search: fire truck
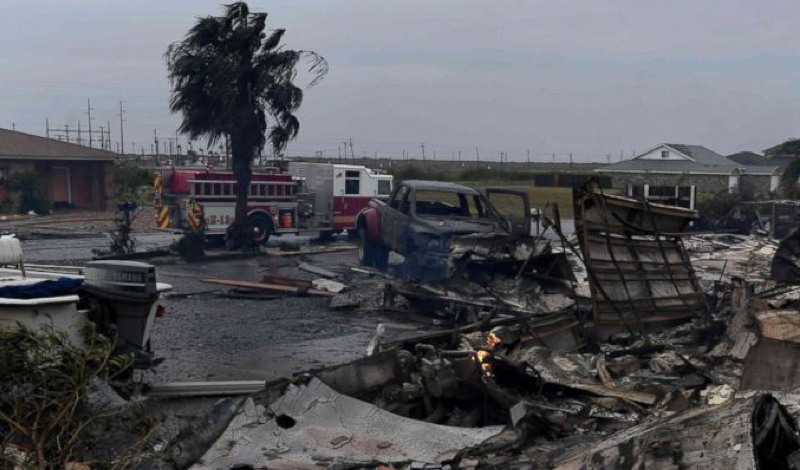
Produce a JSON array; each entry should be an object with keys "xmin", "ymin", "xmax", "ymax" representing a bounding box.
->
[
  {"xmin": 289, "ymin": 162, "xmax": 393, "ymax": 236},
  {"xmin": 154, "ymin": 162, "xmax": 392, "ymax": 243}
]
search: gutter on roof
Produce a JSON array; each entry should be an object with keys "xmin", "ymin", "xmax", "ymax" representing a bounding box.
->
[
  {"xmin": 595, "ymin": 168, "xmax": 777, "ymax": 176},
  {"xmin": 0, "ymin": 154, "xmax": 118, "ymax": 162}
]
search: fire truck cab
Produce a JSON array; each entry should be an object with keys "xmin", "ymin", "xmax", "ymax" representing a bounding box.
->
[{"xmin": 289, "ymin": 162, "xmax": 393, "ymax": 236}]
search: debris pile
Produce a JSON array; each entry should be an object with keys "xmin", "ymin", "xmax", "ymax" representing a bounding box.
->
[{"xmin": 157, "ymin": 180, "xmax": 800, "ymax": 470}]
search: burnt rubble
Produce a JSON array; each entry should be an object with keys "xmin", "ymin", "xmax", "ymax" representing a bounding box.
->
[{"xmin": 163, "ymin": 180, "xmax": 800, "ymax": 470}]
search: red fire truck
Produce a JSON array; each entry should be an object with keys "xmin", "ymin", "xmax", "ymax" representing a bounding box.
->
[{"xmin": 154, "ymin": 162, "xmax": 392, "ymax": 243}]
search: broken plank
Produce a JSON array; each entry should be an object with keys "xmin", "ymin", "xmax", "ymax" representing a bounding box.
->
[
  {"xmin": 298, "ymin": 262, "xmax": 338, "ymax": 279},
  {"xmin": 144, "ymin": 380, "xmax": 266, "ymax": 398},
  {"xmin": 568, "ymin": 382, "xmax": 658, "ymax": 406},
  {"xmin": 200, "ymin": 278, "xmax": 335, "ymax": 297},
  {"xmin": 265, "ymin": 245, "xmax": 357, "ymax": 257},
  {"xmin": 262, "ymin": 274, "xmax": 312, "ymax": 289}
]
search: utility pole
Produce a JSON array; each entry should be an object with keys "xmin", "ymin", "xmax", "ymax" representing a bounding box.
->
[
  {"xmin": 458, "ymin": 150, "xmax": 461, "ymax": 162},
  {"xmin": 527, "ymin": 149, "xmax": 530, "ymax": 165},
  {"xmin": 99, "ymin": 126, "xmax": 104, "ymax": 149},
  {"xmin": 569, "ymin": 153, "xmax": 573, "ymax": 165},
  {"xmin": 338, "ymin": 145, "xmax": 342, "ymax": 162},
  {"xmin": 86, "ymin": 98, "xmax": 94, "ymax": 148},
  {"xmin": 552, "ymin": 153, "xmax": 555, "ymax": 163},
  {"xmin": 65, "ymin": 124, "xmax": 70, "ymax": 143},
  {"xmin": 154, "ymin": 129, "xmax": 159, "ymax": 158},
  {"xmin": 107, "ymin": 121, "xmax": 112, "ymax": 151},
  {"xmin": 342, "ymin": 141, "xmax": 349, "ymax": 162},
  {"xmin": 118, "ymin": 101, "xmax": 125, "ymax": 155},
  {"xmin": 421, "ymin": 143, "xmax": 426, "ymax": 162},
  {"xmin": 475, "ymin": 147, "xmax": 480, "ymax": 163},
  {"xmin": 46, "ymin": 118, "xmax": 50, "ymax": 138},
  {"xmin": 77, "ymin": 120, "xmax": 82, "ymax": 146},
  {"xmin": 349, "ymin": 138, "xmax": 355, "ymax": 160},
  {"xmin": 11, "ymin": 123, "xmax": 15, "ymax": 131}
]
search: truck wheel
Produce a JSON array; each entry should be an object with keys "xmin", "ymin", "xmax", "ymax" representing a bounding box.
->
[
  {"xmin": 249, "ymin": 214, "xmax": 273, "ymax": 245},
  {"xmin": 358, "ymin": 225, "xmax": 375, "ymax": 267},
  {"xmin": 374, "ymin": 245, "xmax": 389, "ymax": 270}
]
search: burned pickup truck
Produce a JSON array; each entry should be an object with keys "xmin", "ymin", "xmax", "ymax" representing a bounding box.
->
[{"xmin": 356, "ymin": 180, "xmax": 533, "ymax": 279}]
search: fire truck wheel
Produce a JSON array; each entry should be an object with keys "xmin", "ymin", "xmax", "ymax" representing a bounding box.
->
[
  {"xmin": 358, "ymin": 225, "xmax": 375, "ymax": 267},
  {"xmin": 249, "ymin": 214, "xmax": 273, "ymax": 245}
]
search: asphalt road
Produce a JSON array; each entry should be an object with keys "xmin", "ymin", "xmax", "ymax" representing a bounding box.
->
[
  {"xmin": 149, "ymin": 249, "xmax": 393, "ymax": 382},
  {"xmin": 21, "ymin": 232, "xmax": 395, "ymax": 383},
  {"xmin": 21, "ymin": 233, "xmax": 181, "ymax": 263},
  {"xmin": 18, "ymin": 222, "xmax": 576, "ymax": 384}
]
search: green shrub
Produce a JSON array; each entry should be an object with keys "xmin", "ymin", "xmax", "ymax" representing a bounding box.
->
[
  {"xmin": 0, "ymin": 323, "xmax": 151, "ymax": 469},
  {"xmin": 6, "ymin": 171, "xmax": 51, "ymax": 215},
  {"xmin": 171, "ymin": 232, "xmax": 206, "ymax": 260},
  {"xmin": 695, "ymin": 181, "xmax": 763, "ymax": 232},
  {"xmin": 115, "ymin": 163, "xmax": 153, "ymax": 204},
  {"xmin": 780, "ymin": 158, "xmax": 800, "ymax": 199}
]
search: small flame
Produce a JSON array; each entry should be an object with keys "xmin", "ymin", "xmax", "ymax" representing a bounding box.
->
[
  {"xmin": 486, "ymin": 332, "xmax": 501, "ymax": 349},
  {"xmin": 476, "ymin": 350, "xmax": 494, "ymax": 377}
]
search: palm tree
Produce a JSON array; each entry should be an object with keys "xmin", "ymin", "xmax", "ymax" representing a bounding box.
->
[{"xmin": 166, "ymin": 2, "xmax": 327, "ymax": 248}]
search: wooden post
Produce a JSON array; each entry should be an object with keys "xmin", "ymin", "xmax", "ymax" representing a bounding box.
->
[{"xmin": 772, "ymin": 201, "xmax": 777, "ymax": 238}]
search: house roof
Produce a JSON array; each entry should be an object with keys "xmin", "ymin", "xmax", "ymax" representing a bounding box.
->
[
  {"xmin": 599, "ymin": 143, "xmax": 779, "ymax": 176},
  {"xmin": 0, "ymin": 128, "xmax": 118, "ymax": 161},
  {"xmin": 727, "ymin": 151, "xmax": 795, "ymax": 169}
]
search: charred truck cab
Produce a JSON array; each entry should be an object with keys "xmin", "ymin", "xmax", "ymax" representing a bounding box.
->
[{"xmin": 357, "ymin": 180, "xmax": 532, "ymax": 280}]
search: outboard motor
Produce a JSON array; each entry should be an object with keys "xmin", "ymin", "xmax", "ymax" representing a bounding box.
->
[{"xmin": 83, "ymin": 260, "xmax": 171, "ymax": 365}]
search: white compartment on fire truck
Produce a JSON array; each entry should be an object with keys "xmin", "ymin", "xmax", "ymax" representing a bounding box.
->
[{"xmin": 288, "ymin": 162, "xmax": 392, "ymax": 231}]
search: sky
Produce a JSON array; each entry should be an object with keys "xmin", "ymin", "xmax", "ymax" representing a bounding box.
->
[{"xmin": 2, "ymin": 0, "xmax": 800, "ymax": 163}]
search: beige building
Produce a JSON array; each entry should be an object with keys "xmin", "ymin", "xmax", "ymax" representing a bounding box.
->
[{"xmin": 0, "ymin": 128, "xmax": 116, "ymax": 211}]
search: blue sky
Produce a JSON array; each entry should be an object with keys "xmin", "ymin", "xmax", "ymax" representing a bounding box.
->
[{"xmin": 2, "ymin": 0, "xmax": 800, "ymax": 162}]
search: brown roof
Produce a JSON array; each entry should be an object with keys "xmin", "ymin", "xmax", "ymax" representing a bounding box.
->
[{"xmin": 0, "ymin": 128, "xmax": 118, "ymax": 160}]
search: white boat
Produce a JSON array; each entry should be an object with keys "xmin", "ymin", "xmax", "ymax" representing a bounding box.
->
[{"xmin": 0, "ymin": 236, "xmax": 172, "ymax": 366}]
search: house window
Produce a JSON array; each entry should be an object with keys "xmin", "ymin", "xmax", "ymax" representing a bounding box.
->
[
  {"xmin": 661, "ymin": 150, "xmax": 669, "ymax": 158},
  {"xmin": 345, "ymin": 170, "xmax": 360, "ymax": 195}
]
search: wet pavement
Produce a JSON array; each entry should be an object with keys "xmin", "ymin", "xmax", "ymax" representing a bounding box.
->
[
  {"xmin": 21, "ymin": 232, "xmax": 394, "ymax": 384},
  {"xmin": 149, "ymin": 249, "xmax": 393, "ymax": 382},
  {"xmin": 17, "ymin": 222, "xmax": 577, "ymax": 385},
  {"xmin": 22, "ymin": 233, "xmax": 181, "ymax": 262}
]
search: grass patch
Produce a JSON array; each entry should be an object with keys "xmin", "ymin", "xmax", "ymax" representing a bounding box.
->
[
  {"xmin": 460, "ymin": 181, "xmax": 576, "ymax": 218},
  {"xmin": 458, "ymin": 181, "xmax": 620, "ymax": 219}
]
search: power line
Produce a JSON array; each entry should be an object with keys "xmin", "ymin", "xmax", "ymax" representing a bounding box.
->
[
  {"xmin": 118, "ymin": 100, "xmax": 126, "ymax": 155},
  {"xmin": 86, "ymin": 99, "xmax": 94, "ymax": 148}
]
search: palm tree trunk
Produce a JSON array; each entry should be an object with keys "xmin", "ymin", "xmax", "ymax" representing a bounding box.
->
[{"xmin": 227, "ymin": 135, "xmax": 255, "ymax": 250}]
